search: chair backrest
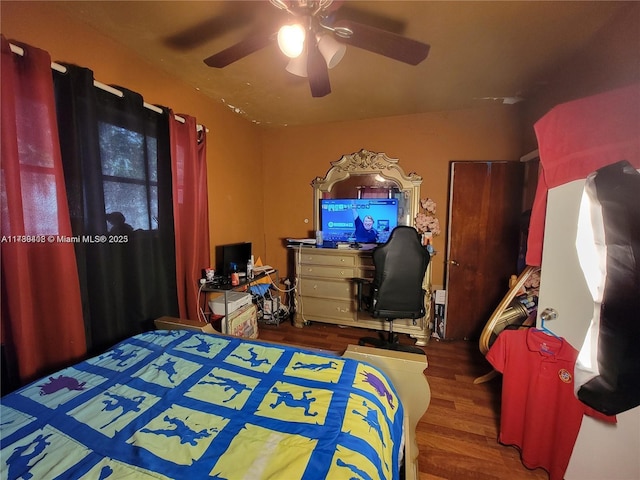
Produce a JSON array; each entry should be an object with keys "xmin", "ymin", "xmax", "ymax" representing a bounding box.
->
[{"xmin": 371, "ymin": 226, "xmax": 430, "ymax": 320}]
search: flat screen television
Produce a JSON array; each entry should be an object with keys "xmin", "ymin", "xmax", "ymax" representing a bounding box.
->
[
  {"xmin": 319, "ymin": 198, "xmax": 399, "ymax": 244},
  {"xmin": 215, "ymin": 242, "xmax": 252, "ymax": 277}
]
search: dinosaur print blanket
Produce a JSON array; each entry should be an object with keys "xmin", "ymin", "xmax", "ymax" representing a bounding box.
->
[{"xmin": 0, "ymin": 330, "xmax": 404, "ymax": 479}]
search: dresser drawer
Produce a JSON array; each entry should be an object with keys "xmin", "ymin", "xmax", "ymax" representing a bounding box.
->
[
  {"xmin": 298, "ymin": 296, "xmax": 355, "ymax": 322},
  {"xmin": 298, "ymin": 277, "xmax": 353, "ymax": 300},
  {"xmin": 299, "ymin": 253, "xmax": 356, "ymax": 267},
  {"xmin": 298, "ymin": 264, "xmax": 357, "ymax": 279}
]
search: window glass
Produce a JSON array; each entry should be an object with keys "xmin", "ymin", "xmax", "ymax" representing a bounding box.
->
[
  {"xmin": 5, "ymin": 99, "xmax": 60, "ymax": 235},
  {"xmin": 99, "ymin": 122, "xmax": 158, "ymax": 231},
  {"xmin": 99, "ymin": 123, "xmax": 145, "ymax": 179}
]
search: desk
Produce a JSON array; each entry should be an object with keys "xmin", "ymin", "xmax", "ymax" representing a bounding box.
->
[
  {"xmin": 200, "ymin": 270, "xmax": 278, "ymax": 333},
  {"xmin": 292, "ymin": 246, "xmax": 432, "ymax": 345}
]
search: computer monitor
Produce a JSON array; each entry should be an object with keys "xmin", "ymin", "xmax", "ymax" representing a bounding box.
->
[
  {"xmin": 215, "ymin": 242, "xmax": 252, "ymax": 277},
  {"xmin": 319, "ymin": 198, "xmax": 399, "ymax": 244}
]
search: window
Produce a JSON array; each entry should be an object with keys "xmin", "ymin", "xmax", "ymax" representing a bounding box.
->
[
  {"xmin": 99, "ymin": 122, "xmax": 159, "ymax": 231},
  {"xmin": 3, "ymin": 100, "xmax": 61, "ymax": 236}
]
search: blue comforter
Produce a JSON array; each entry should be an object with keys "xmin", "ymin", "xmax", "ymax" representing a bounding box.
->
[{"xmin": 1, "ymin": 330, "xmax": 404, "ymax": 479}]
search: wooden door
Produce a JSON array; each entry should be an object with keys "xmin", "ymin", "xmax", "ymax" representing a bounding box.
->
[{"xmin": 444, "ymin": 161, "xmax": 524, "ymax": 340}]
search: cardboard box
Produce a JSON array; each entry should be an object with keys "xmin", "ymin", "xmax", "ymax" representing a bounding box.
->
[{"xmin": 222, "ymin": 303, "xmax": 258, "ymax": 339}]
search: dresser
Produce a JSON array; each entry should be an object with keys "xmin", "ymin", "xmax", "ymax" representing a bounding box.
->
[{"xmin": 292, "ymin": 246, "xmax": 432, "ymax": 346}]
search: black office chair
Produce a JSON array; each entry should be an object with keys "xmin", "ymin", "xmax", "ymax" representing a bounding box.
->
[{"xmin": 355, "ymin": 226, "xmax": 430, "ymax": 355}]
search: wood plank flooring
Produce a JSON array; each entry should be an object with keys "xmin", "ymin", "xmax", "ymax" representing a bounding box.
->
[{"xmin": 257, "ymin": 320, "xmax": 549, "ymax": 480}]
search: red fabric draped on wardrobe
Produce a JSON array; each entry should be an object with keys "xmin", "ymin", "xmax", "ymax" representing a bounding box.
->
[
  {"xmin": 170, "ymin": 113, "xmax": 210, "ymax": 321},
  {"xmin": 1, "ymin": 36, "xmax": 86, "ymax": 382},
  {"xmin": 526, "ymin": 83, "xmax": 640, "ymax": 266}
]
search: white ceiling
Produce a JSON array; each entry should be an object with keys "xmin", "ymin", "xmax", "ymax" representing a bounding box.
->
[{"xmin": 54, "ymin": 1, "xmax": 633, "ymax": 126}]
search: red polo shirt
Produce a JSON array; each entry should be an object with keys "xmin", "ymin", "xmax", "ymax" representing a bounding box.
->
[{"xmin": 486, "ymin": 329, "xmax": 616, "ymax": 480}]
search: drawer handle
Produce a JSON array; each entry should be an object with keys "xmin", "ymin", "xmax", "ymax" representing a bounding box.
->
[
  {"xmin": 337, "ymin": 307, "xmax": 349, "ymax": 313},
  {"xmin": 313, "ymin": 284, "xmax": 318, "ymax": 290}
]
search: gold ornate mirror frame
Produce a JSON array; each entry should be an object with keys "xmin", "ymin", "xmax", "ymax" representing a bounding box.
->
[{"xmin": 312, "ymin": 149, "xmax": 423, "ymax": 231}]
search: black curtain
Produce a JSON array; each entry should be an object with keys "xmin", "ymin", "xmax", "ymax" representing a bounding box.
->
[{"xmin": 53, "ymin": 64, "xmax": 178, "ymax": 353}]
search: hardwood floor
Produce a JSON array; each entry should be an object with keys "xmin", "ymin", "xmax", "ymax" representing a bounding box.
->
[{"xmin": 257, "ymin": 320, "xmax": 548, "ymax": 480}]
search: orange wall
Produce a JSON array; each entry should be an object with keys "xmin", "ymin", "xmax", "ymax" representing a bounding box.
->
[
  {"xmin": 259, "ymin": 107, "xmax": 523, "ymax": 286},
  {"xmin": 1, "ymin": 1, "xmax": 266, "ymax": 264},
  {"xmin": 4, "ymin": 1, "xmax": 638, "ymax": 289}
]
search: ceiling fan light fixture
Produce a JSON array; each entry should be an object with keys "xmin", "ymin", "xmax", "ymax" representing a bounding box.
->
[
  {"xmin": 285, "ymin": 53, "xmax": 308, "ymax": 77},
  {"xmin": 317, "ymin": 34, "xmax": 346, "ymax": 69},
  {"xmin": 277, "ymin": 23, "xmax": 306, "ymax": 58}
]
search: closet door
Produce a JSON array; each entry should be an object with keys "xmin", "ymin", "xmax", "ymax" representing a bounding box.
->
[
  {"xmin": 537, "ymin": 179, "xmax": 640, "ymax": 480},
  {"xmin": 444, "ymin": 161, "xmax": 524, "ymax": 340}
]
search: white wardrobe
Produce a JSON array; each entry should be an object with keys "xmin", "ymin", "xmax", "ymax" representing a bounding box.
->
[{"xmin": 532, "ymin": 84, "xmax": 640, "ymax": 479}]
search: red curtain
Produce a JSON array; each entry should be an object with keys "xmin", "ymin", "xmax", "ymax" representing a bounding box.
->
[
  {"xmin": 526, "ymin": 84, "xmax": 640, "ymax": 266},
  {"xmin": 170, "ymin": 113, "xmax": 210, "ymax": 320},
  {"xmin": 1, "ymin": 36, "xmax": 86, "ymax": 382}
]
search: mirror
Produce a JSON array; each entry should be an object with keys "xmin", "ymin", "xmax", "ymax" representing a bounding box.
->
[{"xmin": 312, "ymin": 149, "xmax": 422, "ymax": 231}]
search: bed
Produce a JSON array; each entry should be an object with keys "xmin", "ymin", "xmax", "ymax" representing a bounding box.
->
[{"xmin": 0, "ymin": 325, "xmax": 430, "ymax": 480}]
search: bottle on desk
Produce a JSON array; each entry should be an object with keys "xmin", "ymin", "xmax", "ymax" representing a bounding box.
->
[
  {"xmin": 247, "ymin": 255, "xmax": 254, "ymax": 280},
  {"xmin": 230, "ymin": 263, "xmax": 240, "ymax": 286}
]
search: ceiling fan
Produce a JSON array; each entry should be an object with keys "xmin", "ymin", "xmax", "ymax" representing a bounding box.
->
[{"xmin": 203, "ymin": 0, "xmax": 430, "ymax": 98}]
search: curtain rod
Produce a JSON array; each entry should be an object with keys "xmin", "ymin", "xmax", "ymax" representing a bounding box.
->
[{"xmin": 9, "ymin": 42, "xmax": 207, "ymax": 133}]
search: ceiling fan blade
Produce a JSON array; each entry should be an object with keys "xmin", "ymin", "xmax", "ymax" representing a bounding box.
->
[
  {"xmin": 331, "ymin": 4, "xmax": 405, "ymax": 35},
  {"xmin": 203, "ymin": 29, "xmax": 275, "ymax": 68},
  {"xmin": 166, "ymin": 12, "xmax": 253, "ymax": 50},
  {"xmin": 307, "ymin": 39, "xmax": 331, "ymax": 97},
  {"xmin": 333, "ymin": 19, "xmax": 430, "ymax": 66},
  {"xmin": 167, "ymin": 2, "xmax": 277, "ymax": 51}
]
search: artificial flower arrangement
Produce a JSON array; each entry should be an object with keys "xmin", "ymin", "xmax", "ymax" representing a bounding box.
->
[
  {"xmin": 415, "ymin": 198, "xmax": 441, "ymax": 235},
  {"xmin": 415, "ymin": 198, "xmax": 441, "ymax": 253}
]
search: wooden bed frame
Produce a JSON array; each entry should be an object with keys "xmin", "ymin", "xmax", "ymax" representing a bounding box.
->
[{"xmin": 154, "ymin": 316, "xmax": 431, "ymax": 480}]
